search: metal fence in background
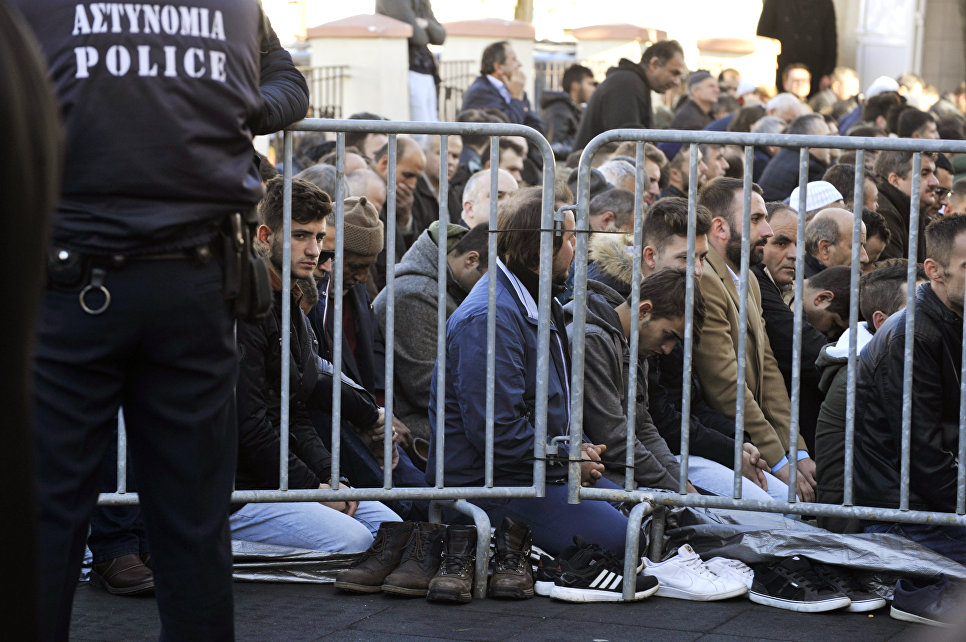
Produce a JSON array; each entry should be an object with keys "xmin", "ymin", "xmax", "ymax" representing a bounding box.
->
[
  {"xmin": 298, "ymin": 65, "xmax": 349, "ymax": 119},
  {"xmin": 572, "ymin": 128, "xmax": 966, "ymax": 600},
  {"xmin": 437, "ymin": 59, "xmax": 476, "ymax": 122},
  {"xmin": 533, "ymin": 59, "xmax": 610, "ymax": 107}
]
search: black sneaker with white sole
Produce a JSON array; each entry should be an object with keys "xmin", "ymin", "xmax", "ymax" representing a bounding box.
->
[
  {"xmin": 533, "ymin": 537, "xmax": 603, "ymax": 597},
  {"xmin": 549, "ymin": 544, "xmax": 658, "ymax": 603},
  {"xmin": 812, "ymin": 563, "xmax": 886, "ymax": 613},
  {"xmin": 749, "ymin": 556, "xmax": 851, "ymax": 613}
]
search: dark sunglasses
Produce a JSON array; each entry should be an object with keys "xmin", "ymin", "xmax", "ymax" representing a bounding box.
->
[{"xmin": 318, "ymin": 250, "xmax": 335, "ymax": 264}]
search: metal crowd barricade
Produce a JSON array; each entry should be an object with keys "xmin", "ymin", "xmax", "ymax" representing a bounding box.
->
[
  {"xmin": 571, "ymin": 129, "xmax": 966, "ymax": 601},
  {"xmin": 98, "ymin": 118, "xmax": 556, "ymax": 601}
]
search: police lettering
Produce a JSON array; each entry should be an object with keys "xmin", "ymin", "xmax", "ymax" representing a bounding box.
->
[{"xmin": 71, "ymin": 3, "xmax": 228, "ymax": 81}]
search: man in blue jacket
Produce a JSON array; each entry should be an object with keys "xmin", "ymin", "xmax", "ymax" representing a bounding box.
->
[{"xmin": 427, "ymin": 188, "xmax": 631, "ymax": 556}]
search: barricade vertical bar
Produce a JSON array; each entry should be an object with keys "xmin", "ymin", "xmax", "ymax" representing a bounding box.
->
[
  {"xmin": 648, "ymin": 504, "xmax": 666, "ymax": 560},
  {"xmin": 679, "ymin": 144, "xmax": 699, "ymax": 494},
  {"xmin": 484, "ymin": 137, "xmax": 499, "ymax": 488},
  {"xmin": 900, "ymin": 152, "xmax": 922, "ymax": 511},
  {"xmin": 280, "ymin": 129, "xmax": 293, "ymax": 491},
  {"xmin": 787, "ymin": 147, "xmax": 809, "ymax": 502},
  {"xmin": 117, "ymin": 410, "xmax": 127, "ymax": 493},
  {"xmin": 844, "ymin": 148, "xmax": 865, "ymax": 506},
  {"xmin": 435, "ymin": 140, "xmax": 450, "ymax": 486},
  {"xmin": 622, "ymin": 501, "xmax": 653, "ymax": 601},
  {"xmin": 680, "ymin": 143, "xmax": 699, "ymax": 494},
  {"xmin": 625, "ymin": 143, "xmax": 644, "ymax": 491},
  {"xmin": 383, "ymin": 134, "xmax": 400, "ymax": 487},
  {"xmin": 535, "ymin": 137, "xmax": 556, "ymax": 499},
  {"xmin": 330, "ymin": 133, "xmax": 346, "ymax": 488},
  {"xmin": 570, "ymin": 145, "xmax": 595, "ymax": 504},
  {"xmin": 959, "ymin": 277, "xmax": 966, "ymax": 513},
  {"xmin": 733, "ymin": 144, "xmax": 753, "ymax": 500}
]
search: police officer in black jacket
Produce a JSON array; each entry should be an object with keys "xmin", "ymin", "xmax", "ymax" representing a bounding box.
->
[{"xmin": 16, "ymin": 1, "xmax": 309, "ymax": 639}]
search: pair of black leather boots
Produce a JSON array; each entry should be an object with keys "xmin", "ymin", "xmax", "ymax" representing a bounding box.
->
[{"xmin": 334, "ymin": 517, "xmax": 534, "ymax": 603}]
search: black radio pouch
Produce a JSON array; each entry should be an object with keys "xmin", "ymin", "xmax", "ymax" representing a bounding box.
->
[
  {"xmin": 223, "ymin": 209, "xmax": 271, "ymax": 321},
  {"xmin": 46, "ymin": 247, "xmax": 90, "ymax": 291}
]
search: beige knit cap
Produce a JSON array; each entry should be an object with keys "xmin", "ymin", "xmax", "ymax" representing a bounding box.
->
[{"xmin": 342, "ymin": 196, "xmax": 384, "ymax": 256}]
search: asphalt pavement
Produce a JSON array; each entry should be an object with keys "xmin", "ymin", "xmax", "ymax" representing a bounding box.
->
[{"xmin": 70, "ymin": 580, "xmax": 932, "ymax": 641}]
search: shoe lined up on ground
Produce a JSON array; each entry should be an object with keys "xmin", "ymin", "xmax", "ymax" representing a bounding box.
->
[
  {"xmin": 543, "ymin": 537, "xmax": 658, "ymax": 603},
  {"xmin": 89, "ymin": 553, "xmax": 155, "ymax": 596},
  {"xmin": 704, "ymin": 556, "xmax": 754, "ymax": 591},
  {"xmin": 488, "ymin": 517, "xmax": 535, "ymax": 600},
  {"xmin": 890, "ymin": 575, "xmax": 960, "ymax": 627},
  {"xmin": 749, "ymin": 556, "xmax": 852, "ymax": 613},
  {"xmin": 427, "ymin": 524, "xmax": 477, "ymax": 604},
  {"xmin": 336, "ymin": 518, "xmax": 537, "ymax": 603},
  {"xmin": 812, "ymin": 563, "xmax": 886, "ymax": 612},
  {"xmin": 641, "ymin": 544, "xmax": 748, "ymax": 601}
]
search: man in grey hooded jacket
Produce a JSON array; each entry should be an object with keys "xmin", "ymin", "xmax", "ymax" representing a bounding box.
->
[
  {"xmin": 565, "ymin": 268, "xmax": 701, "ymax": 491},
  {"xmin": 373, "ymin": 222, "xmax": 489, "ymax": 442}
]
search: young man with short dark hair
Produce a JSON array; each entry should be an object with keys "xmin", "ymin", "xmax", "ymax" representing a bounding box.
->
[
  {"xmin": 856, "ymin": 215, "xmax": 966, "ymax": 562},
  {"xmin": 234, "ymin": 177, "xmax": 399, "ymax": 553},
  {"xmin": 874, "ymin": 150, "xmax": 940, "ymax": 262},
  {"xmin": 541, "ymin": 63, "xmax": 595, "ymax": 159}
]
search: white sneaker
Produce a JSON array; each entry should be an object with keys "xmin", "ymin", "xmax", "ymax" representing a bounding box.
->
[
  {"xmin": 640, "ymin": 545, "xmax": 748, "ymax": 601},
  {"xmin": 705, "ymin": 557, "xmax": 754, "ymax": 590}
]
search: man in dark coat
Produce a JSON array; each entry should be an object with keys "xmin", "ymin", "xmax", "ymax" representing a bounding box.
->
[
  {"xmin": 874, "ymin": 150, "xmax": 940, "ymax": 263},
  {"xmin": 573, "ymin": 40, "xmax": 686, "ymax": 150},
  {"xmin": 375, "ymin": 0, "xmax": 445, "ymax": 121},
  {"xmin": 758, "ymin": 114, "xmax": 831, "ymax": 202},
  {"xmin": 857, "ymin": 215, "xmax": 966, "ymax": 563},
  {"xmin": 671, "ymin": 70, "xmax": 718, "ymax": 131},
  {"xmin": 541, "ymin": 63, "xmax": 595, "ymax": 159},
  {"xmin": 757, "ymin": 0, "xmax": 837, "ymax": 98}
]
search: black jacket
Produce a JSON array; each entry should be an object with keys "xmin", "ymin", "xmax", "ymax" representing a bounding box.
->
[
  {"xmin": 855, "ymin": 283, "xmax": 963, "ymax": 512},
  {"xmin": 876, "ymin": 181, "xmax": 928, "ymax": 263},
  {"xmin": 574, "ymin": 59, "xmax": 653, "ymax": 151},
  {"xmin": 803, "ymin": 253, "xmax": 826, "ymax": 279},
  {"xmin": 752, "ymin": 264, "xmax": 827, "ymax": 450},
  {"xmin": 375, "ymin": 0, "xmax": 445, "ymax": 77},
  {"xmin": 758, "ymin": 149, "xmax": 828, "ymax": 203},
  {"xmin": 308, "ymin": 276, "xmax": 381, "ymax": 393},
  {"xmin": 757, "ymin": 0, "xmax": 837, "ymax": 98},
  {"xmin": 236, "ymin": 288, "xmax": 331, "ymax": 492},
  {"xmin": 540, "ymin": 91, "xmax": 582, "ymax": 159},
  {"xmin": 17, "ymin": 1, "xmax": 307, "ymax": 255},
  {"xmin": 671, "ymin": 99, "xmax": 713, "ymax": 131}
]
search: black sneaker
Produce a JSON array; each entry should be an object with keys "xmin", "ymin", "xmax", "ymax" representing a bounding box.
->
[
  {"xmin": 749, "ymin": 556, "xmax": 851, "ymax": 613},
  {"xmin": 549, "ymin": 543, "xmax": 658, "ymax": 603},
  {"xmin": 812, "ymin": 563, "xmax": 886, "ymax": 613},
  {"xmin": 533, "ymin": 537, "xmax": 603, "ymax": 597},
  {"xmin": 891, "ymin": 576, "xmax": 960, "ymax": 627}
]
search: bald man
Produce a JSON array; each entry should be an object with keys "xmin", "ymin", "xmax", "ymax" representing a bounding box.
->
[
  {"xmin": 460, "ymin": 168, "xmax": 519, "ymax": 228},
  {"xmin": 347, "ymin": 169, "xmax": 388, "ymax": 214},
  {"xmin": 803, "ymin": 208, "xmax": 869, "ymax": 278}
]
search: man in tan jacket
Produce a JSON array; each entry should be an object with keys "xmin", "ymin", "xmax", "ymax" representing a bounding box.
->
[{"xmin": 694, "ymin": 177, "xmax": 817, "ymax": 502}]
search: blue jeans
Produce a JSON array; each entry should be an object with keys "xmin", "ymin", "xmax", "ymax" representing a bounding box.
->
[
  {"xmin": 230, "ymin": 500, "xmax": 400, "ymax": 553},
  {"xmin": 865, "ymin": 522, "xmax": 966, "ymax": 565},
  {"xmin": 455, "ymin": 477, "xmax": 631, "ymax": 557}
]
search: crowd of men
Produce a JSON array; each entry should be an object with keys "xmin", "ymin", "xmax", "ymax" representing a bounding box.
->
[{"xmin": 17, "ymin": 0, "xmax": 966, "ymax": 635}]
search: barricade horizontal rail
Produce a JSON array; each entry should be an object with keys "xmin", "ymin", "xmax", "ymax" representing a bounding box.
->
[{"xmin": 573, "ymin": 128, "xmax": 966, "ymax": 600}]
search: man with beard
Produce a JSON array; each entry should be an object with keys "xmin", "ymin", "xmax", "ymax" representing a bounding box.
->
[
  {"xmin": 694, "ymin": 178, "xmax": 817, "ymax": 502},
  {"xmin": 874, "ymin": 150, "xmax": 940, "ymax": 262},
  {"xmin": 574, "ymin": 40, "xmax": 687, "ymax": 150},
  {"xmin": 427, "ymin": 188, "xmax": 637, "ymax": 557}
]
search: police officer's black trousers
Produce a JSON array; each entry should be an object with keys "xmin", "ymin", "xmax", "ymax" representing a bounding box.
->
[{"xmin": 32, "ymin": 258, "xmax": 237, "ymax": 641}]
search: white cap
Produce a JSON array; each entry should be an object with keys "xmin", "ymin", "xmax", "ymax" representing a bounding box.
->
[
  {"xmin": 736, "ymin": 79, "xmax": 757, "ymax": 97},
  {"xmin": 788, "ymin": 181, "xmax": 844, "ymax": 213},
  {"xmin": 865, "ymin": 76, "xmax": 900, "ymax": 98}
]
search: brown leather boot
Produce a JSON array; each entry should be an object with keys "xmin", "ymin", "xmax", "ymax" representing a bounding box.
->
[
  {"xmin": 427, "ymin": 525, "xmax": 477, "ymax": 604},
  {"xmin": 335, "ymin": 521, "xmax": 415, "ymax": 593},
  {"xmin": 90, "ymin": 553, "xmax": 155, "ymax": 596},
  {"xmin": 488, "ymin": 517, "xmax": 534, "ymax": 599},
  {"xmin": 381, "ymin": 522, "xmax": 446, "ymax": 597}
]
